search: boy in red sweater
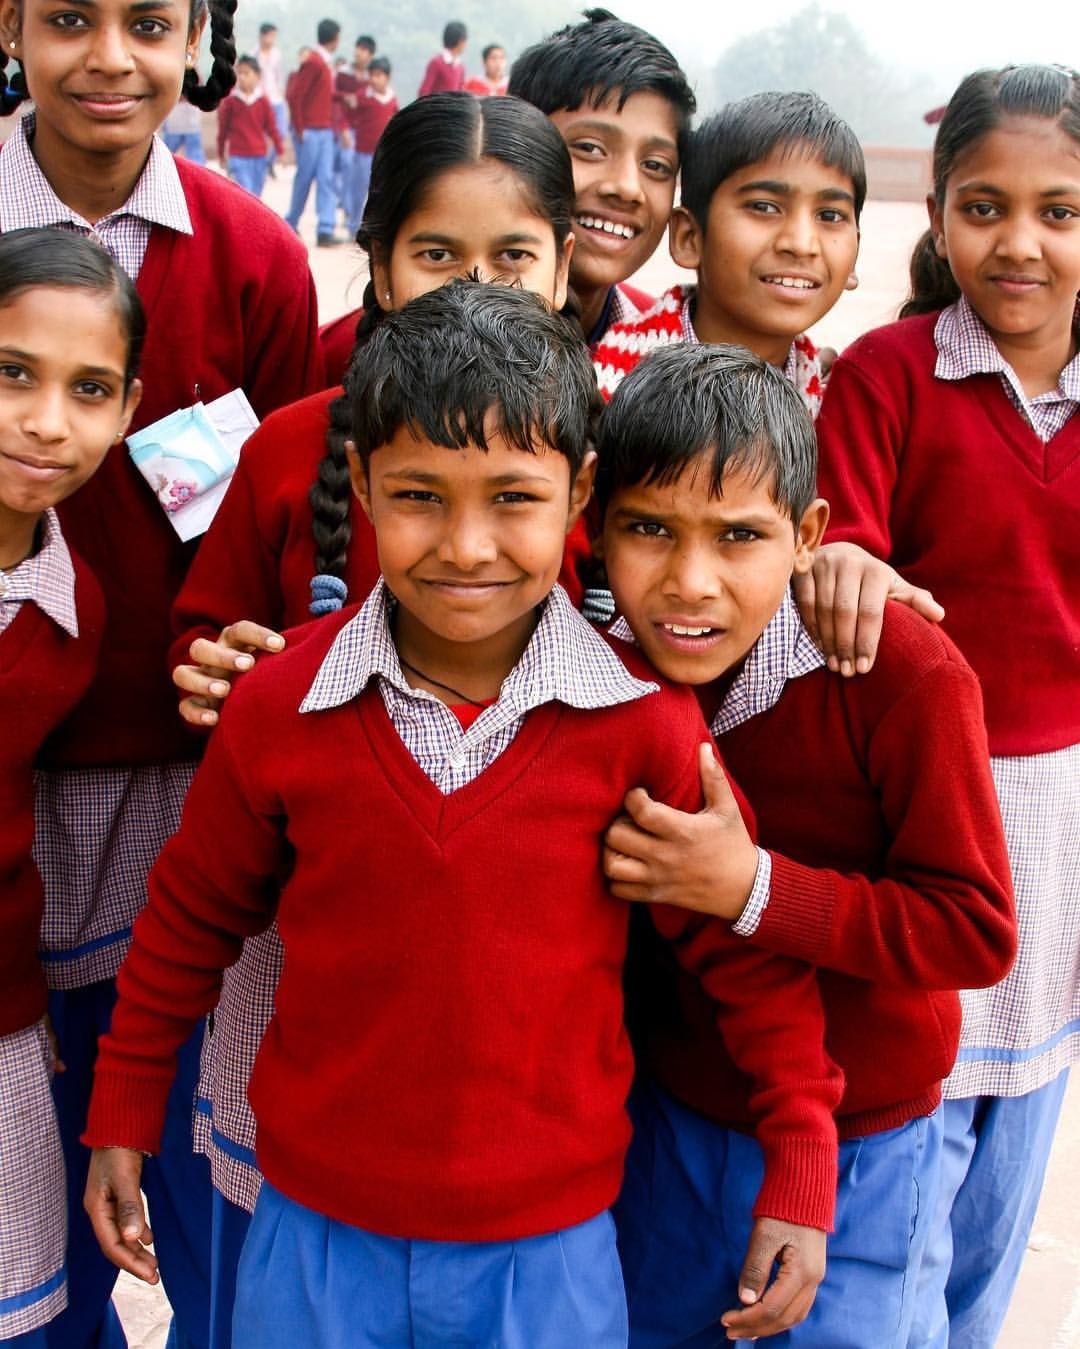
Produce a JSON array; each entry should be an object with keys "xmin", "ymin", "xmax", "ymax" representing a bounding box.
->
[
  {"xmin": 83, "ymin": 284, "xmax": 843, "ymax": 1347},
  {"xmin": 417, "ymin": 20, "xmax": 467, "ymax": 96},
  {"xmin": 285, "ymin": 19, "xmax": 342, "ymax": 245},
  {"xmin": 593, "ymin": 92, "xmax": 862, "ymax": 415},
  {"xmin": 509, "ymin": 10, "xmax": 695, "ymax": 346},
  {"xmin": 0, "ymin": 230, "xmax": 142, "ymax": 1340},
  {"xmin": 217, "ymin": 55, "xmax": 283, "ymax": 200},
  {"xmin": 597, "ymin": 343, "xmax": 1016, "ymax": 1346},
  {"xmin": 344, "ymin": 57, "xmax": 397, "ymax": 235}
]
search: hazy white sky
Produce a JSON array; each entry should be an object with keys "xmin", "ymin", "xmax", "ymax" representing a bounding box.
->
[{"xmin": 613, "ymin": 0, "xmax": 1077, "ymax": 89}]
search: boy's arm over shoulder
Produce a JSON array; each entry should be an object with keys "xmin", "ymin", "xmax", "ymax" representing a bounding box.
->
[{"xmin": 755, "ymin": 603, "xmax": 1017, "ymax": 988}]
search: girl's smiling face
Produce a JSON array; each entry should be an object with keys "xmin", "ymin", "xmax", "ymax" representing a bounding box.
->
[
  {"xmin": 0, "ymin": 284, "xmax": 140, "ymax": 531},
  {"xmin": 2, "ymin": 0, "xmax": 204, "ymax": 159},
  {"xmin": 932, "ymin": 115, "xmax": 1080, "ymax": 353},
  {"xmin": 372, "ymin": 161, "xmax": 574, "ymax": 314}
]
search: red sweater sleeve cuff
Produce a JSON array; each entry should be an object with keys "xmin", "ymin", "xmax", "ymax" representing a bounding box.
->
[
  {"xmin": 754, "ymin": 1133, "xmax": 838, "ymax": 1232},
  {"xmin": 755, "ymin": 852, "xmax": 839, "ymax": 965},
  {"xmin": 82, "ymin": 1069, "xmax": 172, "ymax": 1156}
]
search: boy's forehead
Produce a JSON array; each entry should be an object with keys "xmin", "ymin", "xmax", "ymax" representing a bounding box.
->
[
  {"xmin": 612, "ymin": 455, "xmax": 787, "ymax": 519},
  {"xmin": 552, "ymin": 88, "xmax": 680, "ymax": 150},
  {"xmin": 719, "ymin": 139, "xmax": 857, "ymax": 196}
]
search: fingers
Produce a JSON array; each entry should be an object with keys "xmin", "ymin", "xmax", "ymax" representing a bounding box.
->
[
  {"xmin": 721, "ymin": 1221, "xmax": 825, "ymax": 1340},
  {"xmin": 810, "ymin": 546, "xmax": 891, "ymax": 676},
  {"xmin": 791, "ymin": 570, "xmax": 819, "ymax": 644},
  {"xmin": 85, "ymin": 1149, "xmax": 160, "ymax": 1284},
  {"xmin": 892, "ymin": 579, "xmax": 946, "ymax": 624},
  {"xmin": 698, "ymin": 742, "xmax": 736, "ymax": 814},
  {"xmin": 172, "ymin": 623, "xmax": 285, "ymax": 728}
]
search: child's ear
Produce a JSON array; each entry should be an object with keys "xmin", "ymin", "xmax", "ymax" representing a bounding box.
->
[
  {"xmin": 668, "ymin": 206, "xmax": 704, "ymax": 271},
  {"xmin": 566, "ymin": 450, "xmax": 597, "ymax": 530},
  {"xmin": 345, "ymin": 440, "xmax": 374, "ymax": 520},
  {"xmin": 792, "ymin": 498, "xmax": 830, "ymax": 572},
  {"xmin": 553, "ymin": 231, "xmax": 574, "ymax": 312},
  {"xmin": 927, "ymin": 194, "xmax": 946, "ymax": 259},
  {"xmin": 0, "ymin": 0, "xmax": 22, "ymax": 53},
  {"xmin": 117, "ymin": 379, "xmax": 143, "ymax": 440}
]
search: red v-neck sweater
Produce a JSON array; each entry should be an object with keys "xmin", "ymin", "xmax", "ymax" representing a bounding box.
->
[
  {"xmin": 30, "ymin": 161, "xmax": 323, "ymax": 771},
  {"xmin": 169, "ymin": 388, "xmax": 590, "ymax": 677},
  {"xmin": 1, "ymin": 555, "xmax": 104, "ymax": 1035},
  {"xmin": 88, "ymin": 613, "xmax": 844, "ymax": 1235},
  {"xmin": 643, "ymin": 604, "xmax": 1016, "ymax": 1142},
  {"xmin": 815, "ymin": 312, "xmax": 1080, "ymax": 756}
]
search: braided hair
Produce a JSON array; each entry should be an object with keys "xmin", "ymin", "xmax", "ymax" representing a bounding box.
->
[
  {"xmin": 0, "ymin": 0, "xmax": 236, "ymax": 117},
  {"xmin": 308, "ymin": 91, "xmax": 578, "ymax": 614}
]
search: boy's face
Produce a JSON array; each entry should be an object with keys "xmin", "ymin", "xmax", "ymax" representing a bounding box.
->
[
  {"xmin": 670, "ymin": 143, "xmax": 859, "ymax": 365},
  {"xmin": 350, "ymin": 421, "xmax": 595, "ymax": 660},
  {"xmin": 355, "ymin": 45, "xmax": 372, "ymax": 72},
  {"xmin": 369, "ymin": 68, "xmax": 389, "ymax": 94},
  {"xmin": 549, "ymin": 90, "xmax": 680, "ymax": 299},
  {"xmin": 602, "ymin": 459, "xmax": 826, "ymax": 687},
  {"xmin": 236, "ymin": 63, "xmax": 259, "ymax": 95},
  {"xmin": 484, "ymin": 47, "xmax": 506, "ymax": 81},
  {"xmin": 0, "ymin": 286, "xmax": 140, "ymax": 528}
]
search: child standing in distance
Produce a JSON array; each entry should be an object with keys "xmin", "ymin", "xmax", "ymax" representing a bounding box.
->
[
  {"xmin": 465, "ymin": 43, "xmax": 508, "ymax": 97},
  {"xmin": 85, "ymin": 283, "xmax": 842, "ymax": 1349},
  {"xmin": 256, "ymin": 21, "xmax": 286, "ymax": 170},
  {"xmin": 418, "ymin": 19, "xmax": 467, "ymax": 97},
  {"xmin": 285, "ymin": 18, "xmax": 341, "ymax": 246},
  {"xmin": 509, "ymin": 8, "xmax": 695, "ymax": 346},
  {"xmin": 594, "ymin": 93, "xmax": 863, "ymax": 416},
  {"xmin": 167, "ymin": 97, "xmax": 586, "ymax": 1346},
  {"xmin": 0, "ymin": 228, "xmax": 143, "ymax": 1347},
  {"xmin": 812, "ymin": 65, "xmax": 1080, "ymax": 1347},
  {"xmin": 217, "ymin": 55, "xmax": 283, "ymax": 199},
  {"xmin": 0, "ymin": 2, "xmax": 321, "ymax": 1344},
  {"xmin": 595, "ymin": 344, "xmax": 1016, "ymax": 1346},
  {"xmin": 345, "ymin": 57, "xmax": 397, "ymax": 238}
]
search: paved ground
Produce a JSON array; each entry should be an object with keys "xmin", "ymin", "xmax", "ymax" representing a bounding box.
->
[{"xmin": 111, "ymin": 169, "xmax": 1079, "ymax": 1347}]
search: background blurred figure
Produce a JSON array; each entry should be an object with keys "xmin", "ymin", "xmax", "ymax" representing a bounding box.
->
[
  {"xmin": 257, "ymin": 22, "xmax": 287, "ymax": 176},
  {"xmin": 162, "ymin": 95, "xmax": 206, "ymax": 165},
  {"xmin": 218, "ymin": 55, "xmax": 283, "ymax": 199},
  {"xmin": 465, "ymin": 44, "xmax": 508, "ymax": 96},
  {"xmin": 418, "ymin": 20, "xmax": 467, "ymax": 96}
]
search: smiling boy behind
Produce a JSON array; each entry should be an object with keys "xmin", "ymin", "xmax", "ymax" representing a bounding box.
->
[{"xmin": 593, "ymin": 92, "xmax": 862, "ymax": 415}]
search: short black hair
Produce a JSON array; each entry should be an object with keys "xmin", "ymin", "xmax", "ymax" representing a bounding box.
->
[
  {"xmin": 236, "ymin": 53, "xmax": 260, "ymax": 75},
  {"xmin": 356, "ymin": 35, "xmax": 376, "ymax": 53},
  {"xmin": 367, "ymin": 56, "xmax": 391, "ymax": 76},
  {"xmin": 258, "ymin": 22, "xmax": 277, "ymax": 36},
  {"xmin": 596, "ymin": 344, "xmax": 817, "ymax": 525},
  {"xmin": 683, "ymin": 91, "xmax": 866, "ymax": 230},
  {"xmin": 317, "ymin": 18, "xmax": 341, "ymax": 46},
  {"xmin": 347, "ymin": 281, "xmax": 596, "ymax": 475},
  {"xmin": 509, "ymin": 9, "xmax": 696, "ymax": 160},
  {"xmin": 482, "ymin": 43, "xmax": 505, "ymax": 62},
  {"xmin": 443, "ymin": 21, "xmax": 468, "ymax": 49}
]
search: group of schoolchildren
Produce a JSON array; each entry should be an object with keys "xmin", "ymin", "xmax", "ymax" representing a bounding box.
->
[{"xmin": 0, "ymin": 0, "xmax": 1076, "ymax": 1345}]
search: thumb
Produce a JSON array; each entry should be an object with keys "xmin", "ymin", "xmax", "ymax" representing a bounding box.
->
[
  {"xmin": 737, "ymin": 1225, "xmax": 775, "ymax": 1305},
  {"xmin": 889, "ymin": 574, "xmax": 945, "ymax": 623},
  {"xmin": 698, "ymin": 742, "xmax": 736, "ymax": 816}
]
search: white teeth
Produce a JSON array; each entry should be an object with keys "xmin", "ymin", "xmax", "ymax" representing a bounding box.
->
[
  {"xmin": 765, "ymin": 276, "xmax": 817, "ymax": 289},
  {"xmin": 576, "ymin": 214, "xmax": 636, "ymax": 239},
  {"xmin": 665, "ymin": 624, "xmax": 714, "ymax": 637}
]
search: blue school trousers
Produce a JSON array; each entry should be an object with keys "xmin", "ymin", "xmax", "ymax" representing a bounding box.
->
[
  {"xmin": 208, "ymin": 1190, "xmax": 251, "ymax": 1349},
  {"xmin": 228, "ymin": 157, "xmax": 268, "ymax": 200},
  {"xmin": 909, "ymin": 1070, "xmax": 1069, "ymax": 1348},
  {"xmin": 230, "ymin": 1181, "xmax": 628, "ymax": 1349},
  {"xmin": 43, "ymin": 982, "xmax": 212, "ymax": 1349},
  {"xmin": 285, "ymin": 128, "xmax": 335, "ymax": 238},
  {"xmin": 615, "ymin": 1082, "xmax": 943, "ymax": 1349}
]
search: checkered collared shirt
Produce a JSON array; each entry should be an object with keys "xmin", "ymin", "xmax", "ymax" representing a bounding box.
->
[
  {"xmin": 0, "ymin": 112, "xmax": 193, "ymax": 279},
  {"xmin": 610, "ymin": 588, "xmax": 822, "ymax": 936},
  {"xmin": 302, "ymin": 578, "xmax": 659, "ymax": 793},
  {"xmin": 0, "ymin": 510, "xmax": 78, "ymax": 638},
  {"xmin": 935, "ymin": 296, "xmax": 1080, "ymax": 442},
  {"xmin": 679, "ymin": 296, "xmax": 800, "ymax": 386}
]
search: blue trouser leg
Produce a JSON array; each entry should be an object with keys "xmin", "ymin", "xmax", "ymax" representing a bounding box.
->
[
  {"xmin": 267, "ymin": 103, "xmax": 286, "ymax": 170},
  {"xmin": 5, "ymin": 1331, "xmax": 48, "ymax": 1347},
  {"xmin": 347, "ymin": 151, "xmax": 373, "ymax": 234},
  {"xmin": 208, "ymin": 1190, "xmax": 252, "ymax": 1349},
  {"xmin": 909, "ymin": 1072, "xmax": 1069, "ymax": 1349},
  {"xmin": 285, "ymin": 132, "xmax": 320, "ymax": 229},
  {"xmin": 229, "ymin": 157, "xmax": 267, "ymax": 199},
  {"xmin": 232, "ymin": 1182, "xmax": 627, "ymax": 1349},
  {"xmin": 616, "ymin": 1081, "xmax": 943, "ymax": 1349},
  {"xmin": 44, "ymin": 983, "xmax": 127, "ymax": 1349},
  {"xmin": 44, "ymin": 983, "xmax": 213, "ymax": 1349},
  {"xmin": 310, "ymin": 130, "xmax": 338, "ymax": 237}
]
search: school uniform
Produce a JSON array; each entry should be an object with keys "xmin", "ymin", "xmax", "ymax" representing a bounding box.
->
[
  {"xmin": 0, "ymin": 115, "xmax": 321, "ymax": 1349},
  {"xmin": 592, "ymin": 283, "xmax": 825, "ymax": 413},
  {"xmin": 256, "ymin": 45, "xmax": 287, "ymax": 169},
  {"xmin": 0, "ymin": 513, "xmax": 104, "ymax": 1343},
  {"xmin": 417, "ymin": 50, "xmax": 465, "ymax": 97},
  {"xmin": 89, "ymin": 581, "xmax": 845, "ymax": 1345},
  {"xmin": 285, "ymin": 47, "xmax": 337, "ymax": 237},
  {"xmin": 815, "ymin": 300, "xmax": 1080, "ymax": 1347},
  {"xmin": 346, "ymin": 84, "xmax": 398, "ymax": 233},
  {"xmin": 464, "ymin": 75, "xmax": 509, "ymax": 96},
  {"xmin": 610, "ymin": 597, "xmax": 1016, "ymax": 1347},
  {"xmin": 217, "ymin": 90, "xmax": 283, "ymax": 199},
  {"xmin": 586, "ymin": 281, "xmax": 655, "ymax": 350}
]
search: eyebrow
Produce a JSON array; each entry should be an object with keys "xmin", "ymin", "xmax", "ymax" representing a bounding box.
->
[
  {"xmin": 954, "ymin": 180, "xmax": 1080, "ymax": 197},
  {"xmin": 384, "ymin": 468, "xmax": 553, "ymax": 486},
  {"xmin": 611, "ymin": 503, "xmax": 778, "ymax": 529},
  {"xmin": 0, "ymin": 345, "xmax": 121, "ymax": 377},
  {"xmin": 405, "ymin": 231, "xmax": 547, "ymax": 247},
  {"xmin": 561, "ymin": 119, "xmax": 678, "ymax": 153},
  {"xmin": 61, "ymin": 0, "xmax": 182, "ymax": 9},
  {"xmin": 737, "ymin": 179, "xmax": 855, "ymax": 205}
]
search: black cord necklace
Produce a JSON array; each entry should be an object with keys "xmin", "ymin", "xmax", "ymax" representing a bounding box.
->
[{"xmin": 398, "ymin": 656, "xmax": 490, "ymax": 708}]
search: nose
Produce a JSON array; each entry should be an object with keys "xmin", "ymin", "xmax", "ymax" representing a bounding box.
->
[
  {"xmin": 436, "ymin": 506, "xmax": 499, "ymax": 571},
  {"xmin": 22, "ymin": 385, "xmax": 70, "ymax": 445},
  {"xmin": 775, "ymin": 207, "xmax": 821, "ymax": 259},
  {"xmin": 661, "ymin": 542, "xmax": 720, "ymax": 605},
  {"xmin": 598, "ymin": 149, "xmax": 646, "ymax": 206},
  {"xmin": 994, "ymin": 214, "xmax": 1042, "ymax": 264},
  {"xmin": 84, "ymin": 18, "xmax": 137, "ymax": 76}
]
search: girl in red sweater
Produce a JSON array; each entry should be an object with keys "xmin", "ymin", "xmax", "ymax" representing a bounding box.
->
[
  {"xmin": 167, "ymin": 92, "xmax": 585, "ymax": 1348},
  {"xmin": 813, "ymin": 65, "xmax": 1080, "ymax": 1347},
  {"xmin": 0, "ymin": 229, "xmax": 143, "ymax": 1344},
  {"xmin": 0, "ymin": 3, "xmax": 321, "ymax": 1345}
]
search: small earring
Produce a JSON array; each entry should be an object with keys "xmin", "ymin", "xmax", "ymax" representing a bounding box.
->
[
  {"xmin": 8, "ymin": 41, "xmax": 15, "ymax": 50},
  {"xmin": 384, "ymin": 291, "xmax": 391, "ymax": 302},
  {"xmin": 186, "ymin": 52, "xmax": 195, "ymax": 67}
]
